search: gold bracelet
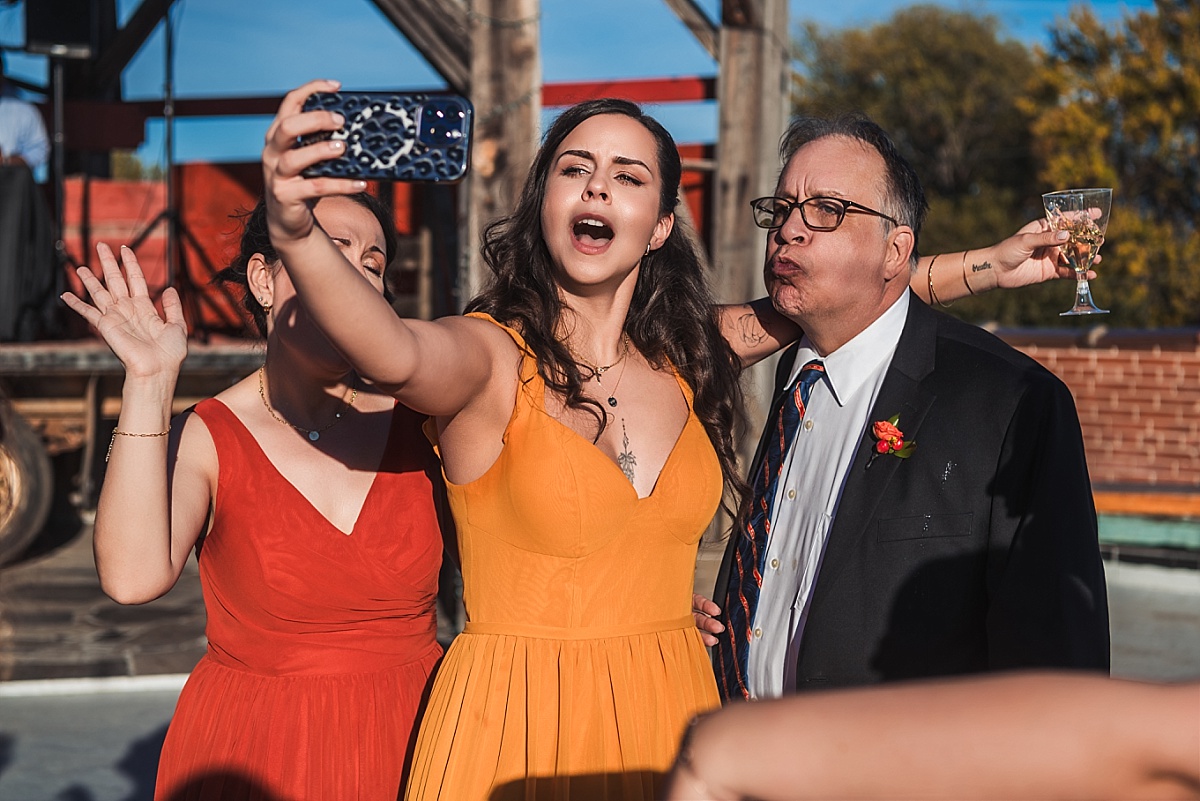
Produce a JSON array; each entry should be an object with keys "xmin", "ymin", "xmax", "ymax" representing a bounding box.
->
[
  {"xmin": 962, "ymin": 250, "xmax": 976, "ymax": 296},
  {"xmin": 927, "ymin": 254, "xmax": 952, "ymax": 308},
  {"xmin": 106, "ymin": 427, "xmax": 171, "ymax": 463}
]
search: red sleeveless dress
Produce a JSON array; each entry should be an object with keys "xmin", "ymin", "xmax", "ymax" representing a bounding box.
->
[{"xmin": 154, "ymin": 398, "xmax": 444, "ymax": 801}]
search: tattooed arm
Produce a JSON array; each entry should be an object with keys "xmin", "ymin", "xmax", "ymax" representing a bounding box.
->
[
  {"xmin": 716, "ymin": 298, "xmax": 801, "ymax": 368},
  {"xmin": 720, "ymin": 222, "xmax": 1081, "ymax": 368}
]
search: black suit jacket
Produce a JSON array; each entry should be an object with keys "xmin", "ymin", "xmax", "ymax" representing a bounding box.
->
[{"xmin": 715, "ymin": 294, "xmax": 1110, "ymax": 692}]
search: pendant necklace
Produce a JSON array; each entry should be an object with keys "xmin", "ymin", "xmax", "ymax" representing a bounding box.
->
[
  {"xmin": 258, "ymin": 366, "xmax": 358, "ymax": 442},
  {"xmin": 601, "ymin": 354, "xmax": 630, "ymax": 408},
  {"xmin": 578, "ymin": 333, "xmax": 631, "ymax": 408}
]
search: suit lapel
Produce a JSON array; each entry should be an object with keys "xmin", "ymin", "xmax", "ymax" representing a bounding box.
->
[{"xmin": 803, "ymin": 296, "xmax": 940, "ymax": 622}]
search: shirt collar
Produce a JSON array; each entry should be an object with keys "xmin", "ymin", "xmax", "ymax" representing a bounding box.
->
[{"xmin": 787, "ymin": 291, "xmax": 910, "ymax": 406}]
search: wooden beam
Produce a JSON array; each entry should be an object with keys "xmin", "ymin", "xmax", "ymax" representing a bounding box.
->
[
  {"xmin": 712, "ymin": 0, "xmax": 789, "ymax": 482},
  {"xmin": 662, "ymin": 0, "xmax": 719, "ymax": 60},
  {"xmin": 52, "ymin": 74, "xmax": 715, "ymax": 151},
  {"xmin": 463, "ymin": 0, "xmax": 541, "ymax": 301},
  {"xmin": 543, "ymin": 76, "xmax": 716, "ymax": 107},
  {"xmin": 369, "ymin": 0, "xmax": 471, "ymax": 95},
  {"xmin": 91, "ymin": 0, "xmax": 173, "ymax": 93},
  {"xmin": 1094, "ymin": 491, "xmax": 1200, "ymax": 517},
  {"xmin": 712, "ymin": 0, "xmax": 790, "ymax": 299}
]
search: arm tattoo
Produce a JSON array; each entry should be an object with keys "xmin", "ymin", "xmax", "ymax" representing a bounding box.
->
[
  {"xmin": 736, "ymin": 312, "xmax": 768, "ymax": 346},
  {"xmin": 617, "ymin": 419, "xmax": 636, "ymax": 483},
  {"xmin": 971, "ymin": 260, "xmax": 992, "ymax": 275}
]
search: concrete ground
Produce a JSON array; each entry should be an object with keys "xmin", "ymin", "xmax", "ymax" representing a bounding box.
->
[
  {"xmin": 0, "ymin": 676, "xmax": 182, "ymax": 801},
  {"xmin": 0, "ymin": 528, "xmax": 1198, "ymax": 801}
]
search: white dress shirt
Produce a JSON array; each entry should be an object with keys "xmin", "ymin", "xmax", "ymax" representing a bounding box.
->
[
  {"xmin": 0, "ymin": 92, "xmax": 50, "ymax": 174},
  {"xmin": 746, "ymin": 292, "xmax": 910, "ymax": 699}
]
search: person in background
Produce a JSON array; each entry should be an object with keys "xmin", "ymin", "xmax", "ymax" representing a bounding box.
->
[
  {"xmin": 61, "ymin": 193, "xmax": 447, "ymax": 801},
  {"xmin": 664, "ymin": 672, "xmax": 1200, "ymax": 801},
  {"xmin": 0, "ymin": 50, "xmax": 55, "ymax": 342},
  {"xmin": 0, "ymin": 51, "xmax": 49, "ymax": 173}
]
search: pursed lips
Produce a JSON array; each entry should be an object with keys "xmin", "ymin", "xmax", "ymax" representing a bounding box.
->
[{"xmin": 768, "ymin": 252, "xmax": 805, "ymax": 281}]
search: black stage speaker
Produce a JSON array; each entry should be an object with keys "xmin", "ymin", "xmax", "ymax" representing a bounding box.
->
[{"xmin": 25, "ymin": 0, "xmax": 98, "ymax": 60}]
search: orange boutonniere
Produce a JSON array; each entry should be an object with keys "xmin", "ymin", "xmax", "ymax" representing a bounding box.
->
[{"xmin": 867, "ymin": 414, "xmax": 915, "ymax": 467}]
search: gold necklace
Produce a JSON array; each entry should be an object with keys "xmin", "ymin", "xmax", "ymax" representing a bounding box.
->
[
  {"xmin": 601, "ymin": 351, "xmax": 631, "ymax": 408},
  {"xmin": 258, "ymin": 366, "xmax": 358, "ymax": 442},
  {"xmin": 577, "ymin": 333, "xmax": 630, "ymax": 383}
]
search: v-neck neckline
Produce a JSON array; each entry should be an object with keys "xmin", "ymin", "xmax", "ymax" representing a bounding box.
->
[
  {"xmin": 213, "ymin": 398, "xmax": 397, "ymax": 537},
  {"xmin": 538, "ymin": 371, "xmax": 696, "ymax": 502}
]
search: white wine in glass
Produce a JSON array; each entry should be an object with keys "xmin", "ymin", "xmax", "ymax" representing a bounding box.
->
[{"xmin": 1042, "ymin": 188, "xmax": 1112, "ymax": 316}]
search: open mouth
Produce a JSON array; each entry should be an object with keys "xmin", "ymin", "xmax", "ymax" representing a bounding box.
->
[{"xmin": 573, "ymin": 217, "xmax": 614, "ymax": 247}]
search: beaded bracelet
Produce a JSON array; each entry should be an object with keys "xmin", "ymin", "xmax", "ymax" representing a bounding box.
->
[
  {"xmin": 927, "ymin": 254, "xmax": 952, "ymax": 308},
  {"xmin": 106, "ymin": 427, "xmax": 171, "ymax": 463}
]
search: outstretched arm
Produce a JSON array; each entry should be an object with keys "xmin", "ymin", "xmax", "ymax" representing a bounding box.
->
[
  {"xmin": 916, "ymin": 218, "xmax": 1094, "ymax": 305},
  {"xmin": 665, "ymin": 672, "xmax": 1200, "ymax": 801},
  {"xmin": 61, "ymin": 244, "xmax": 212, "ymax": 604},
  {"xmin": 719, "ymin": 220, "xmax": 1084, "ymax": 364},
  {"xmin": 261, "ymin": 80, "xmax": 505, "ymax": 418}
]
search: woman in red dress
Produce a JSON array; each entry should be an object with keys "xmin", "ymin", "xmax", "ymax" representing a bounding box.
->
[{"xmin": 62, "ymin": 193, "xmax": 446, "ymax": 801}]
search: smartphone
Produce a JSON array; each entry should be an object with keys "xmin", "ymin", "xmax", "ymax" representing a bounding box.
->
[{"xmin": 299, "ymin": 92, "xmax": 473, "ymax": 182}]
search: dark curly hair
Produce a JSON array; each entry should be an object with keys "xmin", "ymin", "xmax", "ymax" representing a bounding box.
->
[
  {"xmin": 214, "ymin": 193, "xmax": 398, "ymax": 337},
  {"xmin": 466, "ymin": 98, "xmax": 748, "ymax": 517}
]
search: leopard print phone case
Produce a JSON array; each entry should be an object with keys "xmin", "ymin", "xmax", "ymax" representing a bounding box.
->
[{"xmin": 300, "ymin": 92, "xmax": 473, "ymax": 182}]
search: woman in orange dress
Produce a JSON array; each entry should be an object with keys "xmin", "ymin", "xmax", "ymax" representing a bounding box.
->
[
  {"xmin": 260, "ymin": 80, "xmax": 1082, "ymax": 800},
  {"xmin": 61, "ymin": 194, "xmax": 446, "ymax": 801}
]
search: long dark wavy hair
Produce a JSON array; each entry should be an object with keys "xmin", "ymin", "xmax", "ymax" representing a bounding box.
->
[
  {"xmin": 214, "ymin": 193, "xmax": 398, "ymax": 337},
  {"xmin": 466, "ymin": 98, "xmax": 748, "ymax": 516}
]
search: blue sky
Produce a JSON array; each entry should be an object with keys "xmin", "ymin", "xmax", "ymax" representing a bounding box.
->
[{"xmin": 0, "ymin": 0, "xmax": 1155, "ymax": 167}]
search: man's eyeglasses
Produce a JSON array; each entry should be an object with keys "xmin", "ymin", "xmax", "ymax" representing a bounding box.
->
[{"xmin": 750, "ymin": 196, "xmax": 899, "ymax": 231}]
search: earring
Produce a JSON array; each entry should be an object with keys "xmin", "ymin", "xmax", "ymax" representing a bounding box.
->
[{"xmin": 645, "ymin": 243, "xmax": 652, "ymax": 256}]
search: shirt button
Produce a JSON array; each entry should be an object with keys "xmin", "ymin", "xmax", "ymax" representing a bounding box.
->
[
  {"xmin": 804, "ymin": 419, "xmax": 814, "ymax": 430},
  {"xmin": 753, "ymin": 627, "xmax": 763, "ymax": 638},
  {"xmin": 787, "ymin": 488, "xmax": 796, "ymax": 500},
  {"xmin": 770, "ymin": 558, "xmax": 780, "ymax": 569}
]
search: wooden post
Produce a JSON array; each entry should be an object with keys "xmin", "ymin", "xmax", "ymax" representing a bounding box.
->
[
  {"xmin": 713, "ymin": 0, "xmax": 789, "ymax": 307},
  {"xmin": 714, "ymin": 0, "xmax": 789, "ymax": 418},
  {"xmin": 463, "ymin": 0, "xmax": 542, "ymax": 306},
  {"xmin": 699, "ymin": 0, "xmax": 790, "ymax": 558}
]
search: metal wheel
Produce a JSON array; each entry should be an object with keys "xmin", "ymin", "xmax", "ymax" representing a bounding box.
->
[{"xmin": 0, "ymin": 401, "xmax": 53, "ymax": 567}]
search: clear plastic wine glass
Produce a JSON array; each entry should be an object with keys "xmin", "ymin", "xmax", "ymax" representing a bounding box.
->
[{"xmin": 1042, "ymin": 188, "xmax": 1112, "ymax": 316}]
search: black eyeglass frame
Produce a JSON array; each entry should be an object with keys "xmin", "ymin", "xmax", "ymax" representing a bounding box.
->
[{"xmin": 749, "ymin": 195, "xmax": 900, "ymax": 231}]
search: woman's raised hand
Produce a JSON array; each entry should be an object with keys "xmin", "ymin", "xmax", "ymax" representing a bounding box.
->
[
  {"xmin": 61, "ymin": 243, "xmax": 188, "ymax": 378},
  {"xmin": 987, "ymin": 217, "xmax": 1100, "ymax": 290},
  {"xmin": 261, "ymin": 79, "xmax": 364, "ymax": 246}
]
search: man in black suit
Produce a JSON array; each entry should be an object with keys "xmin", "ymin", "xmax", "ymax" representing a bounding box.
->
[{"xmin": 711, "ymin": 114, "xmax": 1109, "ymax": 701}]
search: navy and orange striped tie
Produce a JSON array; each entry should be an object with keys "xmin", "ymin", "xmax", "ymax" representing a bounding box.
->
[{"xmin": 716, "ymin": 359, "xmax": 825, "ymax": 700}]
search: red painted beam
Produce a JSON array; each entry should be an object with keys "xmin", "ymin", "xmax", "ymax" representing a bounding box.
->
[
  {"xmin": 542, "ymin": 76, "xmax": 717, "ymax": 106},
  {"xmin": 49, "ymin": 77, "xmax": 719, "ymax": 150}
]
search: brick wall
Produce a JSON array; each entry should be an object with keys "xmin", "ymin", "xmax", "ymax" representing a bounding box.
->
[{"xmin": 999, "ymin": 328, "xmax": 1200, "ymax": 492}]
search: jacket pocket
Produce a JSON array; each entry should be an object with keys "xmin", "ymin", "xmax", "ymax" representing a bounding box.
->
[{"xmin": 876, "ymin": 512, "xmax": 973, "ymax": 542}]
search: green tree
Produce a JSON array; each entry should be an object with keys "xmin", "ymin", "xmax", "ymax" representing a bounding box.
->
[
  {"xmin": 1023, "ymin": 0, "xmax": 1200, "ymax": 327},
  {"xmin": 110, "ymin": 150, "xmax": 164, "ymax": 181},
  {"xmin": 792, "ymin": 6, "xmax": 1064, "ymax": 323},
  {"xmin": 794, "ymin": 6, "xmax": 1034, "ymax": 198}
]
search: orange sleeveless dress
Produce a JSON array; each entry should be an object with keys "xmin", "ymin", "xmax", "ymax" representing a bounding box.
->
[
  {"xmin": 154, "ymin": 398, "xmax": 444, "ymax": 801},
  {"xmin": 405, "ymin": 315, "xmax": 723, "ymax": 801}
]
